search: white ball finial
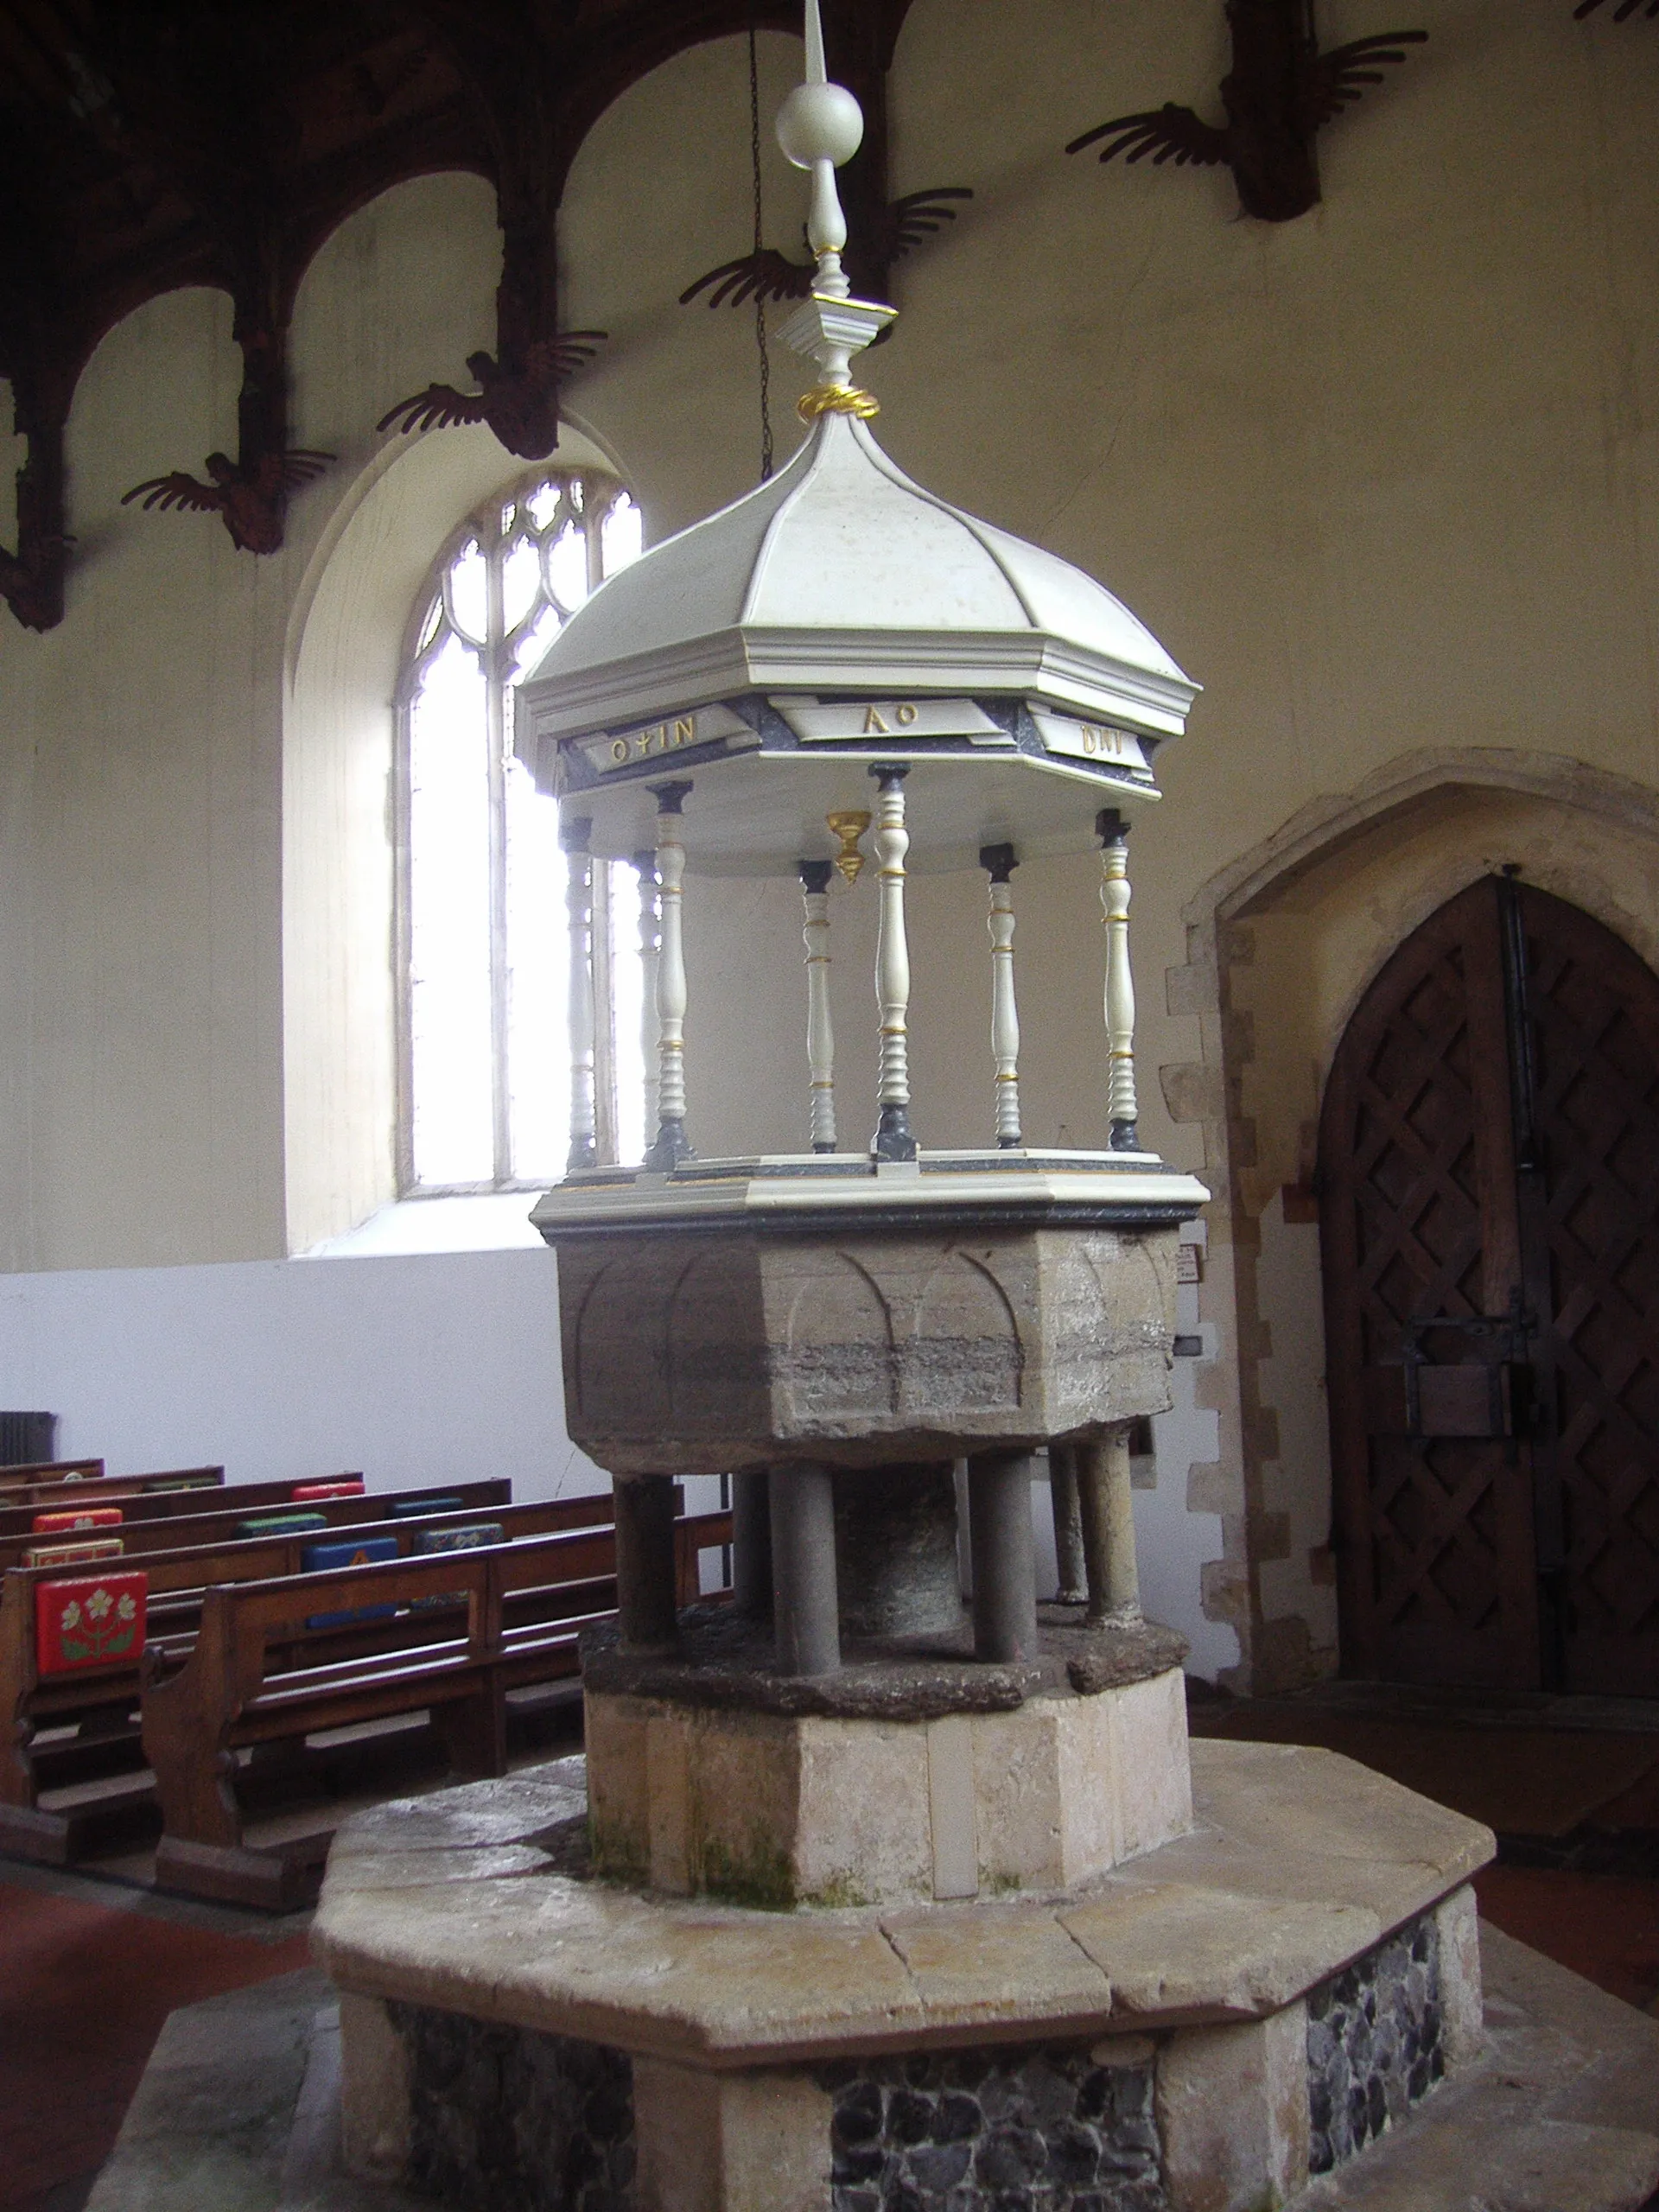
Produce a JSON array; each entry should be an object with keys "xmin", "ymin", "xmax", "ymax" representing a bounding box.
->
[{"xmin": 777, "ymin": 79, "xmax": 864, "ymax": 172}]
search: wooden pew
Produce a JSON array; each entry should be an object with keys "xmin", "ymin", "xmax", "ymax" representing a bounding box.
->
[
  {"xmin": 0, "ymin": 1458, "xmax": 105, "ymax": 1488},
  {"xmin": 141, "ymin": 1510, "xmax": 732, "ymax": 1909},
  {"xmin": 0, "ymin": 1477, "xmax": 508, "ymax": 1568},
  {"xmin": 0, "ymin": 1469, "xmax": 315, "ymax": 1537},
  {"xmin": 0, "ymin": 1465, "xmax": 226, "ymax": 1515},
  {"xmin": 0, "ymin": 1491, "xmax": 612, "ymax": 1861}
]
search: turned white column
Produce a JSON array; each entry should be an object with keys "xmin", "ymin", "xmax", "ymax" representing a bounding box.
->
[
  {"xmin": 981, "ymin": 842, "xmax": 1022, "ymax": 1149},
  {"xmin": 869, "ymin": 764, "xmax": 916, "ymax": 1160},
  {"xmin": 645, "ymin": 780, "xmax": 694, "ymax": 1170},
  {"xmin": 799, "ymin": 859, "xmax": 837, "ymax": 1153},
  {"xmin": 561, "ymin": 814, "xmax": 597, "ymax": 1173},
  {"xmin": 632, "ymin": 849, "xmax": 661, "ymax": 1149},
  {"xmin": 1098, "ymin": 808, "xmax": 1139, "ymax": 1152}
]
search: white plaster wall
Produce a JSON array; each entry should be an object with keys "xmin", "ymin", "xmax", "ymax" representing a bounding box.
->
[
  {"xmin": 0, "ymin": 288, "xmax": 287, "ymax": 1273},
  {"xmin": 0, "ymin": 1245, "xmax": 607, "ymax": 1502}
]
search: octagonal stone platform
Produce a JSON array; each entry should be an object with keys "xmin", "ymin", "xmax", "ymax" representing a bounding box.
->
[{"xmin": 315, "ymin": 1739, "xmax": 1498, "ymax": 2212}]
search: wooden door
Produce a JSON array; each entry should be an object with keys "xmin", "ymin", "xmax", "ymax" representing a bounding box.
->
[{"xmin": 1319, "ymin": 876, "xmax": 1659, "ymax": 1694}]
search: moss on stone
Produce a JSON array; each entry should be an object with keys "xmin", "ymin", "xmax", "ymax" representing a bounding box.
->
[
  {"xmin": 589, "ymin": 1815, "xmax": 649, "ymax": 1889},
  {"xmin": 700, "ymin": 1831, "xmax": 797, "ymax": 1911},
  {"xmin": 802, "ymin": 1868, "xmax": 870, "ymax": 1910}
]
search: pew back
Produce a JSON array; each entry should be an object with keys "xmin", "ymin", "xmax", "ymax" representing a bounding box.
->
[
  {"xmin": 0, "ymin": 1469, "xmax": 237, "ymax": 1532},
  {"xmin": 0, "ymin": 1478, "xmax": 511, "ymax": 1564},
  {"xmin": 0, "ymin": 1459, "xmax": 105, "ymax": 1488}
]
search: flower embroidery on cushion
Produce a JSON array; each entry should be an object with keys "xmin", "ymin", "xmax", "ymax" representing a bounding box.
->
[{"xmin": 59, "ymin": 1583, "xmax": 142, "ymax": 1665}]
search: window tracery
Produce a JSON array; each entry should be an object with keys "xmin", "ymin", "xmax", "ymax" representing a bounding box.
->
[{"xmin": 397, "ymin": 472, "xmax": 646, "ymax": 1192}]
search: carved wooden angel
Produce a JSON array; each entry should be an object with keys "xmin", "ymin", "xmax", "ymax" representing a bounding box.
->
[
  {"xmin": 1065, "ymin": 0, "xmax": 1427, "ymax": 224},
  {"xmin": 122, "ymin": 448, "xmax": 332, "ymax": 556},
  {"xmin": 377, "ymin": 333, "xmax": 607, "ymax": 461}
]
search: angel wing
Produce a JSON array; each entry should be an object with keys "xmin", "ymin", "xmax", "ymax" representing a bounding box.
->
[
  {"xmin": 282, "ymin": 448, "xmax": 334, "ymax": 488},
  {"xmin": 882, "ymin": 186, "xmax": 974, "ymax": 261},
  {"xmin": 679, "ymin": 248, "xmax": 814, "ymax": 310},
  {"xmin": 121, "ymin": 471, "xmax": 223, "ymax": 515},
  {"xmin": 376, "ymin": 383, "xmax": 487, "ymax": 435},
  {"xmin": 1306, "ymin": 30, "xmax": 1428, "ymax": 130},
  {"xmin": 524, "ymin": 331, "xmax": 609, "ymax": 382},
  {"xmin": 1065, "ymin": 102, "xmax": 1230, "ymax": 168}
]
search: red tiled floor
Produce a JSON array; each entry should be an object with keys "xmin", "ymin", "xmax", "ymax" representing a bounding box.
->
[
  {"xmin": 1473, "ymin": 1862, "xmax": 1659, "ymax": 2015},
  {"xmin": 0, "ymin": 1879, "xmax": 311, "ymax": 2209}
]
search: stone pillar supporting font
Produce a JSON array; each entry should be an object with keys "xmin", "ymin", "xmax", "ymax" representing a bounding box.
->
[
  {"xmin": 613, "ymin": 1474, "xmax": 680, "ymax": 1654},
  {"xmin": 769, "ymin": 1464, "xmax": 841, "ymax": 1675},
  {"xmin": 799, "ymin": 858, "xmax": 837, "ymax": 1154},
  {"xmin": 967, "ymin": 1449, "xmax": 1039, "ymax": 1663},
  {"xmin": 731, "ymin": 1470, "xmax": 774, "ymax": 1621},
  {"xmin": 1077, "ymin": 1427, "xmax": 1141, "ymax": 1623},
  {"xmin": 1048, "ymin": 1442, "xmax": 1087, "ymax": 1605},
  {"xmin": 870, "ymin": 764, "xmax": 916, "ymax": 1160},
  {"xmin": 981, "ymin": 842, "xmax": 1021, "ymax": 1148},
  {"xmin": 1098, "ymin": 808, "xmax": 1139, "ymax": 1153},
  {"xmin": 645, "ymin": 781, "xmax": 695, "ymax": 1171},
  {"xmin": 561, "ymin": 815, "xmax": 597, "ymax": 1174}
]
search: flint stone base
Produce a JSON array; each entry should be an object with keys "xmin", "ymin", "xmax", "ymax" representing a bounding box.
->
[
  {"xmin": 334, "ymin": 1866, "xmax": 1484, "ymax": 2209},
  {"xmin": 317, "ymin": 1738, "xmax": 1504, "ymax": 2211},
  {"xmin": 551, "ymin": 1224, "xmax": 1181, "ymax": 1475}
]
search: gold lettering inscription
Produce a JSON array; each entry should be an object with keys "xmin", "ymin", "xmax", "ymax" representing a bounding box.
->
[
  {"xmin": 896, "ymin": 702, "xmax": 918, "ymax": 727},
  {"xmin": 1077, "ymin": 723, "xmax": 1125, "ymax": 758},
  {"xmin": 863, "ymin": 706, "xmax": 891, "ymax": 735},
  {"xmin": 596, "ymin": 710, "xmax": 715, "ymax": 772}
]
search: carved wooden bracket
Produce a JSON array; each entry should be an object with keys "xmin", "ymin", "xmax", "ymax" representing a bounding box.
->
[
  {"xmin": 378, "ymin": 0, "xmax": 611, "ymax": 460},
  {"xmin": 0, "ymin": 390, "xmax": 71, "ymax": 633}
]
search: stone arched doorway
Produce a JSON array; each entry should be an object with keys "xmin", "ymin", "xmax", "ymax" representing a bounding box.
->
[{"xmin": 1319, "ymin": 874, "xmax": 1659, "ymax": 1695}]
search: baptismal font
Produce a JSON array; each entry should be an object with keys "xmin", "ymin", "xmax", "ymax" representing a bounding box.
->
[{"xmin": 313, "ymin": 16, "xmax": 1493, "ymax": 2205}]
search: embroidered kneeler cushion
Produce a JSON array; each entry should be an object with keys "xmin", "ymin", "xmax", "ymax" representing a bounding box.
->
[
  {"xmin": 236, "ymin": 1512, "xmax": 329, "ymax": 1538},
  {"xmin": 292, "ymin": 1480, "xmax": 365, "ymax": 1501},
  {"xmin": 411, "ymin": 1522, "xmax": 506, "ymax": 1609},
  {"xmin": 32, "ymin": 1507, "xmax": 124, "ymax": 1533},
  {"xmin": 25, "ymin": 1536, "xmax": 125, "ymax": 1568},
  {"xmin": 35, "ymin": 1570, "xmax": 148, "ymax": 1676},
  {"xmin": 301, "ymin": 1534, "xmax": 399, "ymax": 1630},
  {"xmin": 391, "ymin": 1495, "xmax": 462, "ymax": 1516}
]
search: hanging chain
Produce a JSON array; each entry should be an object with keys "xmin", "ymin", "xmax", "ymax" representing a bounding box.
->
[{"xmin": 747, "ymin": 14, "xmax": 773, "ymax": 481}]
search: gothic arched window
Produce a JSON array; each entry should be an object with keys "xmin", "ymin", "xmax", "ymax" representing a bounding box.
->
[{"xmin": 397, "ymin": 472, "xmax": 646, "ymax": 1192}]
